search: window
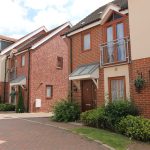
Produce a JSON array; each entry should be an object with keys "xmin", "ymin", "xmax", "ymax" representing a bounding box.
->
[
  {"xmin": 106, "ymin": 12, "xmax": 123, "ymax": 23},
  {"xmin": 109, "ymin": 76, "xmax": 126, "ymax": 101},
  {"xmin": 105, "ymin": 22, "xmax": 125, "ymax": 63},
  {"xmin": 83, "ymin": 33, "xmax": 91, "ymax": 50},
  {"xmin": 46, "ymin": 85, "xmax": 53, "ymax": 98},
  {"xmin": 21, "ymin": 55, "xmax": 25, "ymax": 67},
  {"xmin": 57, "ymin": 56, "xmax": 63, "ymax": 69}
]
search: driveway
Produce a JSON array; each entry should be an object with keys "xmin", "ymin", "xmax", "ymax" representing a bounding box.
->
[{"xmin": 0, "ymin": 113, "xmax": 108, "ymax": 150}]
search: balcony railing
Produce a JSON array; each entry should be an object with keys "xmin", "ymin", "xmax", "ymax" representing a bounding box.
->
[{"xmin": 100, "ymin": 37, "xmax": 130, "ymax": 66}]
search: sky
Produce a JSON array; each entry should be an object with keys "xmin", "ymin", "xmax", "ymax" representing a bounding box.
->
[{"xmin": 0, "ymin": 0, "xmax": 113, "ymax": 39}]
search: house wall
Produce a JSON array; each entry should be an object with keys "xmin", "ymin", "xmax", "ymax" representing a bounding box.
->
[
  {"xmin": 129, "ymin": 0, "xmax": 150, "ymax": 60},
  {"xmin": 71, "ymin": 25, "xmax": 104, "ymax": 107},
  {"xmin": 0, "ymin": 54, "xmax": 10, "ymax": 102},
  {"xmin": 29, "ymin": 27, "xmax": 70, "ymax": 112},
  {"xmin": 71, "ymin": 15, "xmax": 129, "ymax": 108},
  {"xmin": 8, "ymin": 52, "xmax": 29, "ymax": 111},
  {"xmin": 128, "ymin": 0, "xmax": 150, "ymax": 118}
]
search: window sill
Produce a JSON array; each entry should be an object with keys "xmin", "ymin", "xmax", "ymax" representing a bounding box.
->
[
  {"xmin": 81, "ymin": 49, "xmax": 91, "ymax": 53},
  {"xmin": 46, "ymin": 97, "xmax": 52, "ymax": 100},
  {"xmin": 56, "ymin": 67, "xmax": 63, "ymax": 70}
]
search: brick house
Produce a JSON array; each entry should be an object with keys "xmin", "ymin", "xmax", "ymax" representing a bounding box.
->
[
  {"xmin": 1, "ymin": 22, "xmax": 71, "ymax": 112},
  {"xmin": 64, "ymin": 0, "xmax": 150, "ymax": 118},
  {"xmin": 0, "ymin": 35, "xmax": 17, "ymax": 102}
]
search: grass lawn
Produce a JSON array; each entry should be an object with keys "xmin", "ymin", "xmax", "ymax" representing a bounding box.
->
[{"xmin": 72, "ymin": 127, "xmax": 132, "ymax": 150}]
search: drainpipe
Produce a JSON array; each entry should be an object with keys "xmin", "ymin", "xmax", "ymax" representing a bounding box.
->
[
  {"xmin": 70, "ymin": 38, "xmax": 73, "ymax": 101},
  {"xmin": 27, "ymin": 47, "xmax": 31, "ymax": 112},
  {"xmin": 3, "ymin": 55, "xmax": 9, "ymax": 103}
]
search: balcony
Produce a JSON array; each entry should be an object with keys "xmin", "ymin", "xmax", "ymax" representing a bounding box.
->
[{"xmin": 100, "ymin": 37, "xmax": 130, "ymax": 67}]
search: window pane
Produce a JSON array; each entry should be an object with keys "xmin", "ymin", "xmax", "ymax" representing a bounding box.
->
[
  {"xmin": 117, "ymin": 23, "xmax": 126, "ymax": 61},
  {"xmin": 21, "ymin": 55, "xmax": 25, "ymax": 66},
  {"xmin": 84, "ymin": 33, "xmax": 90, "ymax": 50},
  {"xmin": 111, "ymin": 79, "xmax": 125, "ymax": 101},
  {"xmin": 47, "ymin": 86, "xmax": 52, "ymax": 97},
  {"xmin": 57, "ymin": 57, "xmax": 63, "ymax": 68},
  {"xmin": 107, "ymin": 26, "xmax": 114, "ymax": 63}
]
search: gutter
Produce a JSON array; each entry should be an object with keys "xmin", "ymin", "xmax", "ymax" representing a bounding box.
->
[{"xmin": 70, "ymin": 38, "xmax": 73, "ymax": 100}]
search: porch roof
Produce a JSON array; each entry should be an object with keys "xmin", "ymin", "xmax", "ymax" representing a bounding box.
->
[
  {"xmin": 10, "ymin": 75, "xmax": 26, "ymax": 86},
  {"xmin": 69, "ymin": 62, "xmax": 99, "ymax": 80}
]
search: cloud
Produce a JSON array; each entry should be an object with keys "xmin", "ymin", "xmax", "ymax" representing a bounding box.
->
[{"xmin": 0, "ymin": 0, "xmax": 113, "ymax": 38}]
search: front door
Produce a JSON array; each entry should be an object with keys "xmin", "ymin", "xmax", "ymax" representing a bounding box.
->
[{"xmin": 82, "ymin": 80, "xmax": 97, "ymax": 112}]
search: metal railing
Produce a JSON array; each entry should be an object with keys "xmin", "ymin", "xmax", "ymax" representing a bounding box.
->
[{"xmin": 100, "ymin": 37, "xmax": 130, "ymax": 66}]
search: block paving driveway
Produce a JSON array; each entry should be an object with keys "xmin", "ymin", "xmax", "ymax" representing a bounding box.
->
[{"xmin": 0, "ymin": 113, "xmax": 108, "ymax": 150}]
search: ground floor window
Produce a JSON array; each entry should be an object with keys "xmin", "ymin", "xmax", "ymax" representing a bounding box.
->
[{"xmin": 109, "ymin": 76, "xmax": 126, "ymax": 101}]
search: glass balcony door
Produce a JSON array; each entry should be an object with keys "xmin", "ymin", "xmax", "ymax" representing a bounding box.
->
[{"xmin": 117, "ymin": 23, "xmax": 126, "ymax": 61}]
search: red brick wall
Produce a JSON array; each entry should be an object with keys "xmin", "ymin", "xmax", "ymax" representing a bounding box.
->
[
  {"xmin": 0, "ymin": 82, "xmax": 9, "ymax": 103},
  {"xmin": 0, "ymin": 82, "xmax": 4, "ymax": 102},
  {"xmin": 70, "ymin": 16, "xmax": 129, "ymax": 110},
  {"xmin": 129, "ymin": 58, "xmax": 150, "ymax": 118},
  {"xmin": 71, "ymin": 25, "xmax": 105, "ymax": 107},
  {"xmin": 29, "ymin": 27, "xmax": 70, "ymax": 112}
]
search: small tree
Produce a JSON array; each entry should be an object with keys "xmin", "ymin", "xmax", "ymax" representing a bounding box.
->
[{"xmin": 16, "ymin": 86, "xmax": 25, "ymax": 113}]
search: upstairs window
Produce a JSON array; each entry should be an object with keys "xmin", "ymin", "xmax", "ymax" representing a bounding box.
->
[
  {"xmin": 83, "ymin": 33, "xmax": 91, "ymax": 50},
  {"xmin": 106, "ymin": 12, "xmax": 123, "ymax": 23},
  {"xmin": 57, "ymin": 56, "xmax": 63, "ymax": 69},
  {"xmin": 21, "ymin": 55, "xmax": 25, "ymax": 67}
]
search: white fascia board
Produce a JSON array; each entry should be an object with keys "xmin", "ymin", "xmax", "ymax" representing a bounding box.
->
[
  {"xmin": 67, "ymin": 21, "xmax": 101, "ymax": 37},
  {"xmin": 69, "ymin": 74, "xmax": 91, "ymax": 80},
  {"xmin": 101, "ymin": 4, "xmax": 121, "ymax": 20},
  {"xmin": 0, "ymin": 26, "xmax": 48, "ymax": 56},
  {"xmin": 67, "ymin": 6, "xmax": 128, "ymax": 37},
  {"xmin": 31, "ymin": 22, "xmax": 72, "ymax": 49},
  {"xmin": 120, "ymin": 9, "xmax": 128, "ymax": 14}
]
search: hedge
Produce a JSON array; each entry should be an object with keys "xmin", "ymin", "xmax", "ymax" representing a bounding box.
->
[
  {"xmin": 81, "ymin": 100, "xmax": 139, "ymax": 130},
  {"xmin": 117, "ymin": 115, "xmax": 150, "ymax": 142},
  {"xmin": 0, "ymin": 103, "xmax": 15, "ymax": 111}
]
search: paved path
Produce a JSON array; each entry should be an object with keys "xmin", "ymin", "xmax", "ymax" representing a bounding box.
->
[{"xmin": 0, "ymin": 113, "xmax": 108, "ymax": 150}]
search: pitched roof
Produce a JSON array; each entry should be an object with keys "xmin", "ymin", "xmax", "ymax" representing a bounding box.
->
[
  {"xmin": 66, "ymin": 0, "xmax": 128, "ymax": 34},
  {"xmin": 31, "ymin": 22, "xmax": 71, "ymax": 49},
  {"xmin": 0, "ymin": 26, "xmax": 47, "ymax": 55},
  {"xmin": 14, "ymin": 22, "xmax": 71, "ymax": 53}
]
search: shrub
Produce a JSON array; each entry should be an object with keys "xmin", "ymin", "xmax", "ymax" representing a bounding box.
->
[
  {"xmin": 81, "ymin": 107, "xmax": 105, "ymax": 128},
  {"xmin": 0, "ymin": 103, "xmax": 15, "ymax": 111},
  {"xmin": 104, "ymin": 100, "xmax": 139, "ymax": 130},
  {"xmin": 16, "ymin": 87, "xmax": 25, "ymax": 113},
  {"xmin": 117, "ymin": 115, "xmax": 150, "ymax": 142},
  {"xmin": 80, "ymin": 100, "xmax": 139, "ymax": 130},
  {"xmin": 52, "ymin": 100, "xmax": 80, "ymax": 122}
]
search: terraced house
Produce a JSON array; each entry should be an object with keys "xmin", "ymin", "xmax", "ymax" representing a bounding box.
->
[
  {"xmin": 0, "ymin": 22, "xmax": 71, "ymax": 112},
  {"xmin": 65, "ymin": 0, "xmax": 150, "ymax": 118},
  {"xmin": 0, "ymin": 35, "xmax": 17, "ymax": 102}
]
